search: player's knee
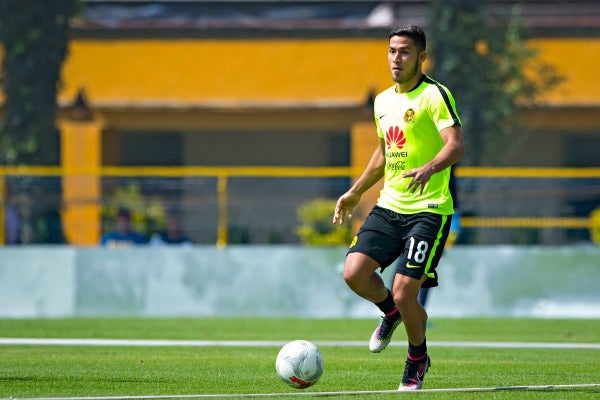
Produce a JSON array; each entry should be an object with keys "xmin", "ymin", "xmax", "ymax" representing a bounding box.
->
[
  {"xmin": 392, "ymin": 279, "xmax": 421, "ymax": 310},
  {"xmin": 342, "ymin": 264, "xmax": 360, "ymax": 286},
  {"xmin": 343, "ymin": 254, "xmax": 369, "ymax": 285},
  {"xmin": 392, "ymin": 288, "xmax": 410, "ymax": 308}
]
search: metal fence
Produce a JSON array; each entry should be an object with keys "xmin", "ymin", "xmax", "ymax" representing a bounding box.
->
[{"xmin": 1, "ymin": 166, "xmax": 599, "ymax": 245}]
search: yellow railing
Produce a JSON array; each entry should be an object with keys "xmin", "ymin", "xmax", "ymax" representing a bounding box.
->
[
  {"xmin": 455, "ymin": 167, "xmax": 600, "ymax": 179},
  {"xmin": 2, "ymin": 165, "xmax": 599, "ymax": 178},
  {"xmin": 455, "ymin": 167, "xmax": 600, "ymax": 230},
  {"xmin": 0, "ymin": 165, "xmax": 356, "ymax": 177},
  {"xmin": 1, "ymin": 166, "xmax": 599, "ymax": 245},
  {"xmin": 461, "ymin": 217, "xmax": 591, "ymax": 229}
]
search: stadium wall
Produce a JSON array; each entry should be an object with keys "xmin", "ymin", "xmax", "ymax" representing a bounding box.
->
[{"xmin": 1, "ymin": 245, "xmax": 598, "ymax": 319}]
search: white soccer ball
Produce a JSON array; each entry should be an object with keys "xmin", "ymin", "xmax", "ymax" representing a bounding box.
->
[{"xmin": 275, "ymin": 340, "xmax": 324, "ymax": 389}]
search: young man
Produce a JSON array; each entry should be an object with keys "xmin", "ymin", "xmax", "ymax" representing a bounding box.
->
[
  {"xmin": 333, "ymin": 24, "xmax": 465, "ymax": 390},
  {"xmin": 150, "ymin": 211, "xmax": 193, "ymax": 246},
  {"xmin": 100, "ymin": 207, "xmax": 147, "ymax": 247}
]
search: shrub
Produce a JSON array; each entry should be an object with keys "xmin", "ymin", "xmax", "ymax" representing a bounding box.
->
[{"xmin": 296, "ymin": 198, "xmax": 353, "ymax": 246}]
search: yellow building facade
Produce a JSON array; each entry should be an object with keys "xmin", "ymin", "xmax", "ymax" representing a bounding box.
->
[
  {"xmin": 2, "ymin": 35, "xmax": 599, "ymax": 244},
  {"xmin": 57, "ymin": 37, "xmax": 599, "ymax": 108}
]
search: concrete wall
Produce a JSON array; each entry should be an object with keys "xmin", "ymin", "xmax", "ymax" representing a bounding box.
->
[{"xmin": 0, "ymin": 245, "xmax": 598, "ymax": 319}]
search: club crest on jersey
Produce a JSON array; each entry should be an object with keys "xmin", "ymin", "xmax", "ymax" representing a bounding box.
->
[{"xmin": 403, "ymin": 108, "xmax": 415, "ymax": 123}]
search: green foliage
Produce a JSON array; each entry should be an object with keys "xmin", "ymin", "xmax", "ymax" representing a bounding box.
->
[
  {"xmin": 101, "ymin": 182, "xmax": 166, "ymax": 237},
  {"xmin": 0, "ymin": 1, "xmax": 80, "ymax": 243},
  {"xmin": 0, "ymin": 0, "xmax": 80, "ymax": 165},
  {"xmin": 296, "ymin": 198, "xmax": 353, "ymax": 245},
  {"xmin": 428, "ymin": 0, "xmax": 564, "ymax": 166}
]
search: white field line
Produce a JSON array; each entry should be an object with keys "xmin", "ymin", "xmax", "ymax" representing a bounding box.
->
[
  {"xmin": 5, "ymin": 384, "xmax": 600, "ymax": 400},
  {"xmin": 0, "ymin": 338, "xmax": 599, "ymax": 350}
]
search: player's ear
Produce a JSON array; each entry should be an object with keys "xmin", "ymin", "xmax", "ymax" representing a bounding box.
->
[{"xmin": 419, "ymin": 50, "xmax": 427, "ymax": 63}]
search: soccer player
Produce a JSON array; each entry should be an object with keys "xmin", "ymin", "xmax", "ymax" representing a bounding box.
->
[{"xmin": 333, "ymin": 24, "xmax": 465, "ymax": 390}]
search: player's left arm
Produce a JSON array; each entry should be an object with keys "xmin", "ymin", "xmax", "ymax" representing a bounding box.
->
[{"xmin": 404, "ymin": 124, "xmax": 466, "ymax": 194}]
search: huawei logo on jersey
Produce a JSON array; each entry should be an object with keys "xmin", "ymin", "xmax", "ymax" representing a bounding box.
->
[{"xmin": 386, "ymin": 126, "xmax": 406, "ymax": 150}]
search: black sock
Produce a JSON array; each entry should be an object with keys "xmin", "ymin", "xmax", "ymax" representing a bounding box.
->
[
  {"xmin": 408, "ymin": 338, "xmax": 427, "ymax": 360},
  {"xmin": 375, "ymin": 290, "xmax": 397, "ymax": 315}
]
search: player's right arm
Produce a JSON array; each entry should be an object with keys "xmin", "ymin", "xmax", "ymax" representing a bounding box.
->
[{"xmin": 333, "ymin": 138, "xmax": 386, "ymax": 225}]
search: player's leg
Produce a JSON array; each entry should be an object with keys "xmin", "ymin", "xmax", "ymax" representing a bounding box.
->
[
  {"xmin": 343, "ymin": 252, "xmax": 387, "ymax": 304},
  {"xmin": 392, "ymin": 273, "xmax": 427, "ymax": 348},
  {"xmin": 393, "ymin": 273, "xmax": 430, "ymax": 391},
  {"xmin": 344, "ymin": 206, "xmax": 405, "ymax": 352},
  {"xmin": 343, "ymin": 252, "xmax": 402, "ymax": 352},
  {"xmin": 394, "ymin": 213, "xmax": 451, "ymax": 390}
]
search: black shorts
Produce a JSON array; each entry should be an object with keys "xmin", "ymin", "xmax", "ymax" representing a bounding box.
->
[{"xmin": 347, "ymin": 205, "xmax": 452, "ymax": 288}]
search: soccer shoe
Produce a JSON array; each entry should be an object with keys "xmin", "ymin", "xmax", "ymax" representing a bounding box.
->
[
  {"xmin": 368, "ymin": 311, "xmax": 402, "ymax": 353},
  {"xmin": 398, "ymin": 355, "xmax": 431, "ymax": 391}
]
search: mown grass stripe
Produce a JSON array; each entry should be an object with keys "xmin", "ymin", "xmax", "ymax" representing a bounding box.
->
[
  {"xmin": 7, "ymin": 383, "xmax": 600, "ymax": 400},
  {"xmin": 0, "ymin": 338, "xmax": 599, "ymax": 350}
]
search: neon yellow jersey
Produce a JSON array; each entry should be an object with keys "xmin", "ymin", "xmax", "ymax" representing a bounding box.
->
[{"xmin": 374, "ymin": 75, "xmax": 461, "ymax": 215}]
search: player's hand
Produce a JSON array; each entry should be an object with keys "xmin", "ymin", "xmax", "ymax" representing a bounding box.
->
[
  {"xmin": 402, "ymin": 167, "xmax": 433, "ymax": 195},
  {"xmin": 333, "ymin": 192, "xmax": 360, "ymax": 225}
]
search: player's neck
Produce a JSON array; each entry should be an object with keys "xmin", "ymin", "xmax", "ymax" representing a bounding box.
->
[{"xmin": 395, "ymin": 73, "xmax": 424, "ymax": 94}]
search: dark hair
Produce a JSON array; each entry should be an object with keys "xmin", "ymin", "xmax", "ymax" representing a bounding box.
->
[
  {"xmin": 389, "ymin": 24, "xmax": 426, "ymax": 52},
  {"xmin": 117, "ymin": 207, "xmax": 131, "ymax": 219}
]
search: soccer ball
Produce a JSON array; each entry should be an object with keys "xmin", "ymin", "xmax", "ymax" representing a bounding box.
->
[{"xmin": 275, "ymin": 340, "xmax": 324, "ymax": 389}]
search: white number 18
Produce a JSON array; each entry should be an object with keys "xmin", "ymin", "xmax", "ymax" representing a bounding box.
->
[{"xmin": 407, "ymin": 237, "xmax": 429, "ymax": 263}]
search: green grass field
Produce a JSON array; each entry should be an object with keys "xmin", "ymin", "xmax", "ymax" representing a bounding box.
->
[{"xmin": 1, "ymin": 318, "xmax": 599, "ymax": 399}]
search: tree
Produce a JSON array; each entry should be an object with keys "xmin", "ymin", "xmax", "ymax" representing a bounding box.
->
[
  {"xmin": 0, "ymin": 0, "xmax": 79, "ymax": 165},
  {"xmin": 428, "ymin": 0, "xmax": 563, "ymax": 166},
  {"xmin": 0, "ymin": 1, "xmax": 79, "ymax": 243}
]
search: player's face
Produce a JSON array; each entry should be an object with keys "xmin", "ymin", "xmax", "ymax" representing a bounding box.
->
[{"xmin": 388, "ymin": 35, "xmax": 424, "ymax": 85}]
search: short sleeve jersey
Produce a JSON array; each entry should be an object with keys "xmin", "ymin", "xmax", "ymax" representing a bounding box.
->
[{"xmin": 374, "ymin": 75, "xmax": 461, "ymax": 215}]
